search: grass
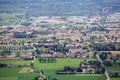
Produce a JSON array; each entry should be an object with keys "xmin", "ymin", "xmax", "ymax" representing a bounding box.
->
[
  {"xmin": 106, "ymin": 67, "xmax": 120, "ymax": 73},
  {"xmin": 34, "ymin": 58, "xmax": 97, "ymax": 70},
  {"xmin": 82, "ymin": 42, "xmax": 94, "ymax": 52},
  {"xmin": 0, "ymin": 59, "xmax": 32, "ymax": 66},
  {"xmin": 0, "ymin": 13, "xmax": 27, "ymax": 25},
  {"xmin": 75, "ymin": 74, "xmax": 103, "ymax": 76},
  {"xmin": 42, "ymin": 69, "xmax": 106, "ymax": 80},
  {"xmin": 0, "ymin": 68, "xmax": 39, "ymax": 80},
  {"xmin": 110, "ymin": 51, "xmax": 120, "ymax": 56},
  {"xmin": 0, "ymin": 58, "xmax": 106, "ymax": 80},
  {"xmin": 0, "ymin": 77, "xmax": 17, "ymax": 80},
  {"xmin": 42, "ymin": 69, "xmax": 105, "ymax": 80},
  {"xmin": 19, "ymin": 67, "xmax": 34, "ymax": 73},
  {"xmin": 111, "ymin": 78, "xmax": 120, "ymax": 80},
  {"xmin": 34, "ymin": 58, "xmax": 106, "ymax": 80}
]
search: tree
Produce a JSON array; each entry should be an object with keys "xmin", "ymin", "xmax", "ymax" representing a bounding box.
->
[
  {"xmin": 118, "ymin": 62, "xmax": 120, "ymax": 66},
  {"xmin": 100, "ymin": 67, "xmax": 105, "ymax": 73},
  {"xmin": 77, "ymin": 68, "xmax": 82, "ymax": 72},
  {"xmin": 35, "ymin": 49, "xmax": 41, "ymax": 54},
  {"xmin": 64, "ymin": 66, "xmax": 71, "ymax": 71},
  {"xmin": 30, "ymin": 63, "xmax": 34, "ymax": 67},
  {"xmin": 34, "ymin": 76, "xmax": 40, "ymax": 80},
  {"xmin": 93, "ymin": 52, "xmax": 97, "ymax": 58},
  {"xmin": 114, "ymin": 72, "xmax": 119, "ymax": 77},
  {"xmin": 0, "ymin": 63, "xmax": 7, "ymax": 67},
  {"xmin": 104, "ymin": 61, "xmax": 113, "ymax": 66},
  {"xmin": 100, "ymin": 52, "xmax": 107, "ymax": 60},
  {"xmin": 52, "ymin": 78, "xmax": 58, "ymax": 80}
]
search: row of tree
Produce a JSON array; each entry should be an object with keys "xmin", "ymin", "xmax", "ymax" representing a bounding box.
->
[
  {"xmin": 90, "ymin": 43, "xmax": 120, "ymax": 51},
  {"xmin": 39, "ymin": 58, "xmax": 57, "ymax": 63}
]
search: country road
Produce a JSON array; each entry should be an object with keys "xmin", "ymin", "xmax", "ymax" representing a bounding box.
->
[{"xmin": 96, "ymin": 54, "xmax": 110, "ymax": 80}]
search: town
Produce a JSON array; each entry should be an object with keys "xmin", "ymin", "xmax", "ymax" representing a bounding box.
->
[{"xmin": 0, "ymin": 12, "xmax": 120, "ymax": 80}]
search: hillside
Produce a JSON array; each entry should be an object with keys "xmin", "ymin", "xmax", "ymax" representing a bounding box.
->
[
  {"xmin": 0, "ymin": 0, "xmax": 120, "ymax": 25},
  {"xmin": 0, "ymin": 0, "xmax": 120, "ymax": 16}
]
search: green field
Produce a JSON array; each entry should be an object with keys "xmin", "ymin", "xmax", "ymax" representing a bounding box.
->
[
  {"xmin": 34, "ymin": 58, "xmax": 106, "ymax": 80},
  {"xmin": 0, "ymin": 59, "xmax": 32, "ymax": 66},
  {"xmin": 19, "ymin": 67, "xmax": 34, "ymax": 73},
  {"xmin": 106, "ymin": 67, "xmax": 120, "ymax": 73},
  {"xmin": 0, "ymin": 58, "xmax": 106, "ymax": 80},
  {"xmin": 111, "ymin": 78, "xmax": 120, "ymax": 80},
  {"xmin": 0, "ymin": 59, "xmax": 38, "ymax": 80},
  {"xmin": 0, "ymin": 68, "xmax": 39, "ymax": 80},
  {"xmin": 0, "ymin": 13, "xmax": 27, "ymax": 25},
  {"xmin": 34, "ymin": 58, "xmax": 97, "ymax": 69},
  {"xmin": 106, "ymin": 67, "xmax": 120, "ymax": 80}
]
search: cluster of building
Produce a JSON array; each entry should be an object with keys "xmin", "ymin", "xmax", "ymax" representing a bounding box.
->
[{"xmin": 0, "ymin": 13, "xmax": 120, "ymax": 59}]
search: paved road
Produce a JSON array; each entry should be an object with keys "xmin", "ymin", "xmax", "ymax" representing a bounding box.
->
[
  {"xmin": 32, "ymin": 46, "xmax": 36, "ymax": 63},
  {"xmin": 40, "ymin": 71, "xmax": 46, "ymax": 79},
  {"xmin": 96, "ymin": 54, "xmax": 110, "ymax": 80}
]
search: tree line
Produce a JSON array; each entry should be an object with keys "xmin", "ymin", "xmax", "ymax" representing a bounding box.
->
[{"xmin": 39, "ymin": 58, "xmax": 57, "ymax": 63}]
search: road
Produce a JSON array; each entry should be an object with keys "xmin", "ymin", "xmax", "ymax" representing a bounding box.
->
[
  {"xmin": 32, "ymin": 46, "xmax": 37, "ymax": 63},
  {"xmin": 40, "ymin": 71, "xmax": 46, "ymax": 79},
  {"xmin": 96, "ymin": 54, "xmax": 110, "ymax": 80}
]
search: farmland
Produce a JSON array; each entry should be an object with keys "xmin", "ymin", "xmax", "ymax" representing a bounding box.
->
[
  {"xmin": 0, "ymin": 58, "xmax": 106, "ymax": 80},
  {"xmin": 34, "ymin": 58, "xmax": 97, "ymax": 69},
  {"xmin": 0, "ymin": 13, "xmax": 27, "ymax": 25},
  {"xmin": 0, "ymin": 68, "xmax": 39, "ymax": 80},
  {"xmin": 111, "ymin": 78, "xmax": 120, "ymax": 80},
  {"xmin": 106, "ymin": 67, "xmax": 120, "ymax": 80},
  {"xmin": 34, "ymin": 58, "xmax": 106, "ymax": 80},
  {"xmin": 0, "ymin": 58, "xmax": 32, "ymax": 66},
  {"xmin": 110, "ymin": 51, "xmax": 120, "ymax": 56},
  {"xmin": 106, "ymin": 67, "xmax": 120, "ymax": 73}
]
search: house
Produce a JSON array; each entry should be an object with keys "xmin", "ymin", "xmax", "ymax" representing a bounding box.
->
[
  {"xmin": 86, "ymin": 67, "xmax": 95, "ymax": 73},
  {"xmin": 7, "ymin": 53, "xmax": 16, "ymax": 58},
  {"xmin": 7, "ymin": 64, "xmax": 15, "ymax": 68},
  {"xmin": 20, "ymin": 52, "xmax": 33, "ymax": 60}
]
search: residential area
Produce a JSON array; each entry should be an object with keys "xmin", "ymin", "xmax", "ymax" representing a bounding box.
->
[{"xmin": 0, "ymin": 12, "xmax": 120, "ymax": 80}]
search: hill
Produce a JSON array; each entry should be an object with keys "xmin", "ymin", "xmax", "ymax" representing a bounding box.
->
[{"xmin": 0, "ymin": 0, "xmax": 120, "ymax": 16}]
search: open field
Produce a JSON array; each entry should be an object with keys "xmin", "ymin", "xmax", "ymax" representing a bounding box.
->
[
  {"xmin": 0, "ymin": 58, "xmax": 106, "ymax": 80},
  {"xmin": 106, "ymin": 67, "xmax": 120, "ymax": 80},
  {"xmin": 111, "ymin": 78, "xmax": 120, "ymax": 80},
  {"xmin": 19, "ymin": 67, "xmax": 34, "ymax": 73},
  {"xmin": 0, "ymin": 77, "xmax": 17, "ymax": 80},
  {"xmin": 34, "ymin": 58, "xmax": 106, "ymax": 80},
  {"xmin": 42, "ymin": 69, "xmax": 105, "ymax": 80},
  {"xmin": 106, "ymin": 67, "xmax": 120, "ymax": 73},
  {"xmin": 0, "ymin": 68, "xmax": 39, "ymax": 80},
  {"xmin": 75, "ymin": 74, "xmax": 103, "ymax": 76},
  {"xmin": 100, "ymin": 51, "xmax": 120, "ymax": 56},
  {"xmin": 0, "ymin": 59, "xmax": 32, "ymax": 66},
  {"xmin": 0, "ymin": 13, "xmax": 27, "ymax": 25},
  {"xmin": 34, "ymin": 58, "xmax": 97, "ymax": 70},
  {"xmin": 110, "ymin": 51, "xmax": 120, "ymax": 56}
]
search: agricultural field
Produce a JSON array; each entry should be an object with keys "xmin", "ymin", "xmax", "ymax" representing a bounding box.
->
[
  {"xmin": 19, "ymin": 67, "xmax": 34, "ymax": 73},
  {"xmin": 111, "ymin": 78, "xmax": 120, "ymax": 80},
  {"xmin": 106, "ymin": 67, "xmax": 120, "ymax": 73},
  {"xmin": 34, "ymin": 58, "xmax": 106, "ymax": 80},
  {"xmin": 0, "ymin": 59, "xmax": 32, "ymax": 66},
  {"xmin": 0, "ymin": 13, "xmax": 27, "ymax": 25},
  {"xmin": 34, "ymin": 58, "xmax": 97, "ymax": 69},
  {"xmin": 106, "ymin": 67, "xmax": 120, "ymax": 80},
  {"xmin": 0, "ymin": 58, "xmax": 39, "ymax": 80},
  {"xmin": 0, "ymin": 58, "xmax": 106, "ymax": 80},
  {"xmin": 0, "ymin": 68, "xmax": 39, "ymax": 80},
  {"xmin": 110, "ymin": 51, "xmax": 120, "ymax": 56}
]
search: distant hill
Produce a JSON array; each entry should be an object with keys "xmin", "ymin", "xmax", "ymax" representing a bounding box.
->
[{"xmin": 0, "ymin": 0, "xmax": 120, "ymax": 16}]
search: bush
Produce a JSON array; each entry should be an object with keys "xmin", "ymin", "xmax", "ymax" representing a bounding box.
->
[{"xmin": 104, "ymin": 61, "xmax": 113, "ymax": 66}]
